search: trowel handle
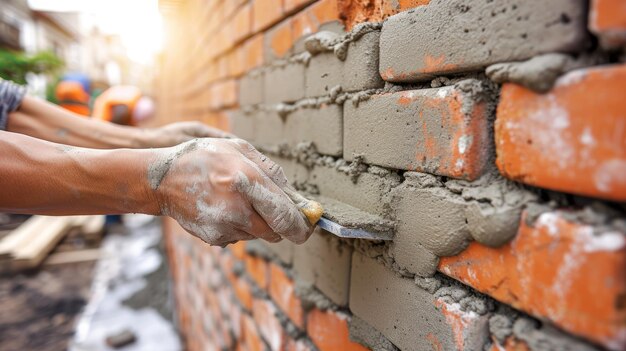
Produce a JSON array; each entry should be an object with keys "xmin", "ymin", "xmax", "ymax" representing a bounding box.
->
[{"xmin": 283, "ymin": 187, "xmax": 324, "ymax": 225}]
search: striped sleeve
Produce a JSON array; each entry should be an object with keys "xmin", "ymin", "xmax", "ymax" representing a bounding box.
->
[{"xmin": 0, "ymin": 79, "xmax": 26, "ymax": 130}]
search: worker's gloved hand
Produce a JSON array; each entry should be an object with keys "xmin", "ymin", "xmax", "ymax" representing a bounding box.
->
[
  {"xmin": 144, "ymin": 121, "xmax": 234, "ymax": 148},
  {"xmin": 149, "ymin": 138, "xmax": 314, "ymax": 247}
]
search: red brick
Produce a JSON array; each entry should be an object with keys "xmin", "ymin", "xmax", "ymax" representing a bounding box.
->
[
  {"xmin": 267, "ymin": 18, "xmax": 294, "ymax": 59},
  {"xmin": 253, "ymin": 298, "xmax": 288, "ymax": 351},
  {"xmin": 232, "ymin": 275, "xmax": 254, "ymax": 311},
  {"xmin": 268, "ymin": 263, "xmax": 305, "ymax": 328},
  {"xmin": 337, "ymin": 0, "xmax": 429, "ymax": 30},
  {"xmin": 230, "ymin": 241, "xmax": 248, "ymax": 260},
  {"xmin": 590, "ymin": 0, "xmax": 626, "ymax": 48},
  {"xmin": 241, "ymin": 314, "xmax": 264, "ymax": 351},
  {"xmin": 229, "ymin": 46, "xmax": 247, "ymax": 78},
  {"xmin": 253, "ymin": 0, "xmax": 284, "ymax": 32},
  {"xmin": 284, "ymin": 0, "xmax": 315, "ymax": 13},
  {"xmin": 291, "ymin": 0, "xmax": 340, "ymax": 40},
  {"xmin": 496, "ymin": 65, "xmax": 626, "ymax": 201},
  {"xmin": 234, "ymin": 3, "xmax": 253, "ymax": 42},
  {"xmin": 243, "ymin": 34, "xmax": 265, "ymax": 71},
  {"xmin": 245, "ymin": 254, "xmax": 269, "ymax": 289},
  {"xmin": 439, "ymin": 210, "xmax": 626, "ymax": 350},
  {"xmin": 344, "ymin": 84, "xmax": 492, "ymax": 180},
  {"xmin": 306, "ymin": 309, "xmax": 369, "ymax": 351}
]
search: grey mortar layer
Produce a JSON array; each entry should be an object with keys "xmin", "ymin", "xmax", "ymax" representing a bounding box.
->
[
  {"xmin": 305, "ymin": 30, "xmax": 383, "ymax": 97},
  {"xmin": 263, "ymin": 61, "xmax": 305, "ymax": 103},
  {"xmin": 293, "ymin": 227, "xmax": 352, "ymax": 306},
  {"xmin": 486, "ymin": 53, "xmax": 609, "ymax": 93},
  {"xmin": 311, "ymin": 195, "xmax": 395, "ymax": 236},
  {"xmin": 304, "ymin": 22, "xmax": 382, "ymax": 61},
  {"xmin": 390, "ymin": 171, "xmax": 536, "ymax": 276},
  {"xmin": 379, "ymin": 0, "xmax": 588, "ymax": 82},
  {"xmin": 239, "ymin": 69, "xmax": 264, "ymax": 106},
  {"xmin": 488, "ymin": 310, "xmax": 602, "ymax": 351},
  {"xmin": 348, "ymin": 316, "xmax": 399, "ymax": 351},
  {"xmin": 350, "ymin": 253, "xmax": 493, "ymax": 351}
]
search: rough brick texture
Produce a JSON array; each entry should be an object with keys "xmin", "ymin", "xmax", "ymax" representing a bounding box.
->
[
  {"xmin": 344, "ymin": 80, "xmax": 493, "ymax": 179},
  {"xmin": 158, "ymin": 1, "xmax": 625, "ymax": 350},
  {"xmin": 496, "ymin": 65, "xmax": 626, "ymax": 201},
  {"xmin": 590, "ymin": 0, "xmax": 626, "ymax": 49},
  {"xmin": 380, "ymin": 0, "xmax": 588, "ymax": 82}
]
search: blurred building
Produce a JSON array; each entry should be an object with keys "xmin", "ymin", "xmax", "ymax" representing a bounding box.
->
[{"xmin": 1, "ymin": 0, "xmax": 155, "ymax": 95}]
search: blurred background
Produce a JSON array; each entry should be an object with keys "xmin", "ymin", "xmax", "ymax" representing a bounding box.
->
[{"xmin": 0, "ymin": 0, "xmax": 163, "ymax": 101}]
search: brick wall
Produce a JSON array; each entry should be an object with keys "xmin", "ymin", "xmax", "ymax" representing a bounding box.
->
[{"xmin": 156, "ymin": 1, "xmax": 626, "ymax": 350}]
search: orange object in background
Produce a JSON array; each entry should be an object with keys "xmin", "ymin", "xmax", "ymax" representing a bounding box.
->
[
  {"xmin": 55, "ymin": 81, "xmax": 90, "ymax": 116},
  {"xmin": 92, "ymin": 86, "xmax": 143, "ymax": 126}
]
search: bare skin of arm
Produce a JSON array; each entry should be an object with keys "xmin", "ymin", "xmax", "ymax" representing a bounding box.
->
[
  {"xmin": 0, "ymin": 132, "xmax": 314, "ymax": 246},
  {"xmin": 6, "ymin": 95, "xmax": 230, "ymax": 149}
]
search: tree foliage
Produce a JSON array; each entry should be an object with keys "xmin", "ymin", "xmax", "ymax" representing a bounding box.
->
[{"xmin": 0, "ymin": 50, "xmax": 64, "ymax": 85}]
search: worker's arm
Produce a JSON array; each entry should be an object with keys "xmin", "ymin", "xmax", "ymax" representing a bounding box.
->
[
  {"xmin": 7, "ymin": 95, "xmax": 230, "ymax": 149},
  {"xmin": 0, "ymin": 132, "xmax": 314, "ymax": 246}
]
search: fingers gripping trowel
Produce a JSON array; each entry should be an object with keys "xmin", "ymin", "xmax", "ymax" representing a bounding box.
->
[{"xmin": 283, "ymin": 187, "xmax": 393, "ymax": 241}]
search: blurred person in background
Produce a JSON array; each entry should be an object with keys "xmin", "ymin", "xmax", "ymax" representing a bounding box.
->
[
  {"xmin": 55, "ymin": 73, "xmax": 92, "ymax": 117},
  {"xmin": 92, "ymin": 85, "xmax": 155, "ymax": 126}
]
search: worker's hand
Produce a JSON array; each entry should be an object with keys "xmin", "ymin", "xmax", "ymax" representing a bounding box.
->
[
  {"xmin": 144, "ymin": 122, "xmax": 234, "ymax": 148},
  {"xmin": 149, "ymin": 138, "xmax": 314, "ymax": 247}
]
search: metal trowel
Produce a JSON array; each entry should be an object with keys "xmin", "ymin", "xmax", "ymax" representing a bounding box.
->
[{"xmin": 283, "ymin": 187, "xmax": 393, "ymax": 241}]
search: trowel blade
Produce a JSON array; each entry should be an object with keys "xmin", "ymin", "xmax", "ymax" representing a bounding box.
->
[{"xmin": 316, "ymin": 217, "xmax": 393, "ymax": 241}]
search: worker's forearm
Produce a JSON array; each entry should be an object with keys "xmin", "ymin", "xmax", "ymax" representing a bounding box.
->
[
  {"xmin": 6, "ymin": 96, "xmax": 151, "ymax": 149},
  {"xmin": 0, "ymin": 131, "xmax": 159, "ymax": 215}
]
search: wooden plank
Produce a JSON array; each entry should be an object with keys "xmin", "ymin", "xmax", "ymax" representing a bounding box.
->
[
  {"xmin": 80, "ymin": 215, "xmax": 105, "ymax": 237},
  {"xmin": 0, "ymin": 216, "xmax": 53, "ymax": 260},
  {"xmin": 44, "ymin": 248, "xmax": 102, "ymax": 266},
  {"xmin": 11, "ymin": 217, "xmax": 75, "ymax": 270}
]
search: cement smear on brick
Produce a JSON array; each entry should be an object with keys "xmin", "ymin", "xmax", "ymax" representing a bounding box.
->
[
  {"xmin": 348, "ymin": 316, "xmax": 399, "ymax": 351},
  {"xmin": 486, "ymin": 52, "xmax": 609, "ymax": 93},
  {"xmin": 304, "ymin": 22, "xmax": 382, "ymax": 60},
  {"xmin": 312, "ymin": 195, "xmax": 395, "ymax": 235},
  {"xmin": 293, "ymin": 278, "xmax": 337, "ymax": 311},
  {"xmin": 444, "ymin": 170, "xmax": 537, "ymax": 247},
  {"xmin": 380, "ymin": 0, "xmax": 588, "ymax": 82},
  {"xmin": 487, "ymin": 54, "xmax": 574, "ymax": 92}
]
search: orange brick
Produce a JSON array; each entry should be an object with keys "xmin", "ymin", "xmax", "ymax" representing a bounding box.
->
[
  {"xmin": 337, "ymin": 0, "xmax": 383, "ymax": 30},
  {"xmin": 268, "ymin": 18, "xmax": 294, "ymax": 59},
  {"xmin": 243, "ymin": 34, "xmax": 265, "ymax": 71},
  {"xmin": 245, "ymin": 255, "xmax": 269, "ymax": 289},
  {"xmin": 284, "ymin": 0, "xmax": 314, "ymax": 13},
  {"xmin": 253, "ymin": 0, "xmax": 284, "ymax": 32},
  {"xmin": 292, "ymin": 0, "xmax": 340, "ymax": 40},
  {"xmin": 439, "ymin": 210, "xmax": 626, "ymax": 350},
  {"xmin": 234, "ymin": 3, "xmax": 253, "ymax": 42},
  {"xmin": 381, "ymin": 0, "xmax": 430, "ymax": 18},
  {"xmin": 241, "ymin": 314, "xmax": 264, "ymax": 351},
  {"xmin": 230, "ymin": 241, "xmax": 248, "ymax": 260},
  {"xmin": 306, "ymin": 309, "xmax": 369, "ymax": 351},
  {"xmin": 232, "ymin": 276, "xmax": 254, "ymax": 311},
  {"xmin": 338, "ymin": 0, "xmax": 428, "ymax": 30},
  {"xmin": 590, "ymin": 0, "xmax": 626, "ymax": 48},
  {"xmin": 268, "ymin": 263, "xmax": 305, "ymax": 328},
  {"xmin": 229, "ymin": 46, "xmax": 247, "ymax": 78},
  {"xmin": 253, "ymin": 298, "xmax": 289, "ymax": 350},
  {"xmin": 496, "ymin": 65, "xmax": 626, "ymax": 201}
]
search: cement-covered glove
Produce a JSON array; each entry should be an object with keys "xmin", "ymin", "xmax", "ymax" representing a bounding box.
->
[
  {"xmin": 144, "ymin": 121, "xmax": 235, "ymax": 148},
  {"xmin": 150, "ymin": 138, "xmax": 314, "ymax": 246}
]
